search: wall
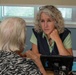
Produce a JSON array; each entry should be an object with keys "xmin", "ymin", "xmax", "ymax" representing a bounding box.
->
[
  {"xmin": 68, "ymin": 28, "xmax": 76, "ymax": 50},
  {"xmin": 0, "ymin": 0, "xmax": 76, "ymax": 6}
]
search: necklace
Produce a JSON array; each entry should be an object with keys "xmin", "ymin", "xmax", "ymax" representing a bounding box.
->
[{"xmin": 49, "ymin": 38, "xmax": 52, "ymax": 46}]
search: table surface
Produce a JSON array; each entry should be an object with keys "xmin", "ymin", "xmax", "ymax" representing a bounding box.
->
[{"xmin": 46, "ymin": 71, "xmax": 54, "ymax": 75}]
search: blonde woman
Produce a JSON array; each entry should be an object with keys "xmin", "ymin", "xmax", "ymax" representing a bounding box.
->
[
  {"xmin": 30, "ymin": 5, "xmax": 73, "ymax": 56},
  {"xmin": 0, "ymin": 17, "xmax": 44, "ymax": 75}
]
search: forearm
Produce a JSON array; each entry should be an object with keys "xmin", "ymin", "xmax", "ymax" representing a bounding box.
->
[
  {"xmin": 55, "ymin": 38, "xmax": 72, "ymax": 56},
  {"xmin": 25, "ymin": 50, "xmax": 47, "ymax": 75},
  {"xmin": 33, "ymin": 56, "xmax": 47, "ymax": 75}
]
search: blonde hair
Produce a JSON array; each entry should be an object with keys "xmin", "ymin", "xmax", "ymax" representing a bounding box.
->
[
  {"xmin": 0, "ymin": 17, "xmax": 26, "ymax": 52},
  {"xmin": 34, "ymin": 5, "xmax": 64, "ymax": 34}
]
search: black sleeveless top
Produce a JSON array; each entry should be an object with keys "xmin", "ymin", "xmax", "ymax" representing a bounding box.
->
[{"xmin": 32, "ymin": 28, "xmax": 71, "ymax": 55}]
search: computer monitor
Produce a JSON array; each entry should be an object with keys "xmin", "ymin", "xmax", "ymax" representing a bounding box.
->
[{"xmin": 40, "ymin": 55, "xmax": 73, "ymax": 72}]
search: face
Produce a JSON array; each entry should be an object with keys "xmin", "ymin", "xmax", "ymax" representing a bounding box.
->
[{"xmin": 40, "ymin": 12, "xmax": 55, "ymax": 35}]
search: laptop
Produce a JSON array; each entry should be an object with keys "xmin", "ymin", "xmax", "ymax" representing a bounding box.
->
[{"xmin": 40, "ymin": 55, "xmax": 73, "ymax": 71}]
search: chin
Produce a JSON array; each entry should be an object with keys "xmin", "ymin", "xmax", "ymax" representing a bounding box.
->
[{"xmin": 44, "ymin": 32, "xmax": 50, "ymax": 35}]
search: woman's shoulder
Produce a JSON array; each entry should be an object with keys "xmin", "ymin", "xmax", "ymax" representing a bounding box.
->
[
  {"xmin": 59, "ymin": 28, "xmax": 71, "ymax": 41},
  {"xmin": 32, "ymin": 28, "xmax": 43, "ymax": 38},
  {"xmin": 64, "ymin": 28, "xmax": 71, "ymax": 33}
]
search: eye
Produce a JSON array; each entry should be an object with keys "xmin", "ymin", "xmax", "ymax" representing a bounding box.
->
[
  {"xmin": 40, "ymin": 19, "xmax": 45, "ymax": 22},
  {"xmin": 47, "ymin": 19, "xmax": 52, "ymax": 22}
]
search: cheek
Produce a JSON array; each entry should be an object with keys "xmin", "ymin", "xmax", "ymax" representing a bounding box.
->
[
  {"xmin": 48, "ymin": 22, "xmax": 55, "ymax": 28},
  {"xmin": 41, "ymin": 25, "xmax": 45, "ymax": 31},
  {"xmin": 40, "ymin": 23, "xmax": 44, "ymax": 28},
  {"xmin": 50, "ymin": 24, "xmax": 55, "ymax": 29}
]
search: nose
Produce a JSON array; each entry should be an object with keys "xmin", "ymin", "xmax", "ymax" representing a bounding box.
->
[{"xmin": 44, "ymin": 22, "xmax": 48, "ymax": 27}]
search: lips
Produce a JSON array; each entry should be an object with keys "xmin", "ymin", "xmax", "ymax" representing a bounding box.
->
[
  {"xmin": 44, "ymin": 29, "xmax": 49, "ymax": 30},
  {"xmin": 44, "ymin": 29, "xmax": 50, "ymax": 33}
]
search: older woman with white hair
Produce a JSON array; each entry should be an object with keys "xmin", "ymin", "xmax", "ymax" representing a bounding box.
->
[{"xmin": 0, "ymin": 17, "xmax": 46, "ymax": 75}]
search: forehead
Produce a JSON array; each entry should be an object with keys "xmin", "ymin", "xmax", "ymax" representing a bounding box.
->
[{"xmin": 40, "ymin": 12, "xmax": 53, "ymax": 20}]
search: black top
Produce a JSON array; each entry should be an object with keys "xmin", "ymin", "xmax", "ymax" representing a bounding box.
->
[{"xmin": 32, "ymin": 28, "xmax": 71, "ymax": 55}]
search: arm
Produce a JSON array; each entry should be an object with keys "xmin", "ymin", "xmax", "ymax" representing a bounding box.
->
[
  {"xmin": 29, "ymin": 32, "xmax": 46, "ymax": 75},
  {"xmin": 49, "ymin": 29, "xmax": 73, "ymax": 56},
  {"xmin": 32, "ymin": 43, "xmax": 41, "ymax": 57},
  {"xmin": 25, "ymin": 49, "xmax": 47, "ymax": 75},
  {"xmin": 55, "ymin": 37, "xmax": 73, "ymax": 55}
]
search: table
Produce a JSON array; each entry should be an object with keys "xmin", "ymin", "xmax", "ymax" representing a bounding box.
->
[{"xmin": 46, "ymin": 71, "xmax": 54, "ymax": 75}]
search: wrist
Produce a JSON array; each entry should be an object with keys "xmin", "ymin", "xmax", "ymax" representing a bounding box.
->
[{"xmin": 55, "ymin": 38, "xmax": 62, "ymax": 44}]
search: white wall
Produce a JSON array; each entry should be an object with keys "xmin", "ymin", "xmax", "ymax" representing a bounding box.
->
[
  {"xmin": 73, "ymin": 50, "xmax": 76, "ymax": 57},
  {"xmin": 0, "ymin": 0, "xmax": 76, "ymax": 6}
]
